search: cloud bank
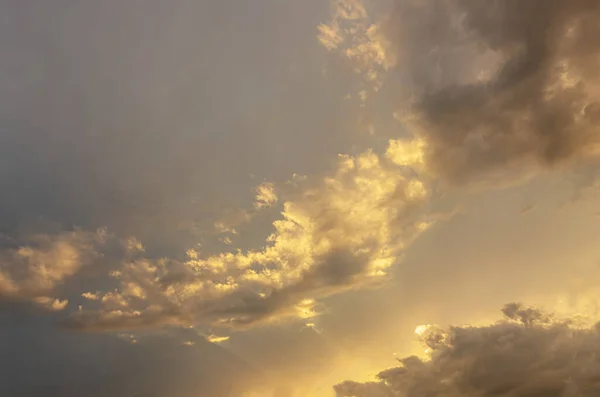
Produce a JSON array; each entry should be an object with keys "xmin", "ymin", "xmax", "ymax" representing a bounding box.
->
[{"xmin": 335, "ymin": 303, "xmax": 600, "ymax": 397}]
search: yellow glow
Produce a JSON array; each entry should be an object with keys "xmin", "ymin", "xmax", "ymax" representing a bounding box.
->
[
  {"xmin": 254, "ymin": 182, "xmax": 278, "ymax": 209},
  {"xmin": 386, "ymin": 138, "xmax": 427, "ymax": 168},
  {"xmin": 414, "ymin": 324, "xmax": 432, "ymax": 336},
  {"xmin": 206, "ymin": 334, "xmax": 230, "ymax": 344}
]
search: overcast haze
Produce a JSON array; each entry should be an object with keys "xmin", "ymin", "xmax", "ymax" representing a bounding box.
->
[{"xmin": 2, "ymin": 1, "xmax": 600, "ymax": 396}]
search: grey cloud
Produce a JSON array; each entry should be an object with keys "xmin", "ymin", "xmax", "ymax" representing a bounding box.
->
[
  {"xmin": 384, "ymin": 0, "xmax": 600, "ymax": 186},
  {"xmin": 335, "ymin": 303, "xmax": 600, "ymax": 397}
]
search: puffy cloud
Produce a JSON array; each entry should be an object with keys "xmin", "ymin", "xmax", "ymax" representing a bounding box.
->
[
  {"xmin": 334, "ymin": 303, "xmax": 600, "ymax": 397},
  {"xmin": 0, "ymin": 229, "xmax": 107, "ymax": 302},
  {"xmin": 254, "ymin": 182, "xmax": 279, "ymax": 209},
  {"xmin": 69, "ymin": 141, "xmax": 433, "ymax": 332},
  {"xmin": 324, "ymin": 0, "xmax": 600, "ymax": 186}
]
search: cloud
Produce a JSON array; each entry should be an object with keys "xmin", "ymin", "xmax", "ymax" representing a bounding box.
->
[
  {"xmin": 334, "ymin": 303, "xmax": 600, "ymax": 397},
  {"xmin": 214, "ymin": 208, "xmax": 252, "ymax": 236},
  {"xmin": 69, "ymin": 141, "xmax": 434, "ymax": 332},
  {"xmin": 0, "ymin": 229, "xmax": 107, "ymax": 302},
  {"xmin": 319, "ymin": 0, "xmax": 396, "ymax": 103},
  {"xmin": 212, "ymin": 181, "xmax": 279, "ymax": 239},
  {"xmin": 33, "ymin": 296, "xmax": 69, "ymax": 311},
  {"xmin": 323, "ymin": 0, "xmax": 600, "ymax": 187},
  {"xmin": 393, "ymin": 0, "xmax": 600, "ymax": 186},
  {"xmin": 81, "ymin": 292, "xmax": 101, "ymax": 301},
  {"xmin": 206, "ymin": 334, "xmax": 230, "ymax": 344},
  {"xmin": 254, "ymin": 182, "xmax": 279, "ymax": 209}
]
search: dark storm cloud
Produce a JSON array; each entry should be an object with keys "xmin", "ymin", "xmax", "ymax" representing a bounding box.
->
[
  {"xmin": 385, "ymin": 0, "xmax": 600, "ymax": 186},
  {"xmin": 335, "ymin": 303, "xmax": 600, "ymax": 397}
]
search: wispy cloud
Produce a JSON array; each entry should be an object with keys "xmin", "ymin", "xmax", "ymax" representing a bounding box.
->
[{"xmin": 319, "ymin": 0, "xmax": 395, "ymax": 104}]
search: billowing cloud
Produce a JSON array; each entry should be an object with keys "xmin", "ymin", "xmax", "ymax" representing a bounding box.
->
[
  {"xmin": 335, "ymin": 303, "xmax": 600, "ymax": 397},
  {"xmin": 0, "ymin": 229, "xmax": 107, "ymax": 302},
  {"xmin": 69, "ymin": 141, "xmax": 433, "ymax": 332},
  {"xmin": 323, "ymin": 0, "xmax": 600, "ymax": 186}
]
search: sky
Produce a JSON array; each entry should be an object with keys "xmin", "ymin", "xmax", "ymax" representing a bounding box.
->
[{"xmin": 2, "ymin": 0, "xmax": 600, "ymax": 396}]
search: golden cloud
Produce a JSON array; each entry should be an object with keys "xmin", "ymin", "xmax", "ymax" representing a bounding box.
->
[
  {"xmin": 318, "ymin": 0, "xmax": 395, "ymax": 103},
  {"xmin": 69, "ymin": 140, "xmax": 434, "ymax": 332},
  {"xmin": 254, "ymin": 182, "xmax": 278, "ymax": 209}
]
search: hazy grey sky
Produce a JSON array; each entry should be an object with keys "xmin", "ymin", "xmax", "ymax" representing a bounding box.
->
[{"xmin": 2, "ymin": 1, "xmax": 600, "ymax": 396}]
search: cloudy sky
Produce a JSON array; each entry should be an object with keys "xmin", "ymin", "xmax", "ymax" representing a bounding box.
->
[{"xmin": 2, "ymin": 0, "xmax": 600, "ymax": 396}]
